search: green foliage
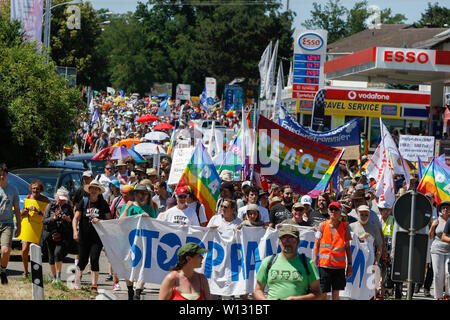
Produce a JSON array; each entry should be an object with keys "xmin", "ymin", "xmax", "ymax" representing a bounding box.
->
[
  {"xmin": 0, "ymin": 12, "xmax": 81, "ymax": 168},
  {"xmin": 49, "ymin": 0, "xmax": 106, "ymax": 87},
  {"xmin": 415, "ymin": 2, "xmax": 450, "ymax": 27},
  {"xmin": 97, "ymin": 0, "xmax": 294, "ymax": 96},
  {"xmin": 302, "ymin": 0, "xmax": 406, "ymax": 44}
]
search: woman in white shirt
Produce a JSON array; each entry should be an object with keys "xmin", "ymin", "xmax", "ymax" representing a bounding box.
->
[{"xmin": 207, "ymin": 199, "xmax": 242, "ymax": 240}]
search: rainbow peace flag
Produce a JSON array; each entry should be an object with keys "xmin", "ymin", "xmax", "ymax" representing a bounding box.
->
[
  {"xmin": 226, "ymin": 106, "xmax": 235, "ymax": 117},
  {"xmin": 178, "ymin": 142, "xmax": 221, "ymax": 222},
  {"xmin": 166, "ymin": 124, "xmax": 177, "ymax": 157},
  {"xmin": 417, "ymin": 157, "xmax": 450, "ymax": 205},
  {"xmin": 255, "ymin": 116, "xmax": 343, "ymax": 198}
]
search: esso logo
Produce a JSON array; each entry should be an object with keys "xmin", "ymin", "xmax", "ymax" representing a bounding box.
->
[
  {"xmin": 299, "ymin": 33, "xmax": 324, "ymax": 51},
  {"xmin": 348, "ymin": 91, "xmax": 357, "ymax": 100},
  {"xmin": 384, "ymin": 50, "xmax": 430, "ymax": 64}
]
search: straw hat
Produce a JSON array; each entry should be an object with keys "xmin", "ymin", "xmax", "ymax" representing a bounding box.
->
[{"xmin": 84, "ymin": 180, "xmax": 106, "ymax": 194}]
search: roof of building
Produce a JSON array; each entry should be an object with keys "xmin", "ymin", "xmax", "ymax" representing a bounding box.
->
[{"xmin": 327, "ymin": 24, "xmax": 448, "ymax": 54}]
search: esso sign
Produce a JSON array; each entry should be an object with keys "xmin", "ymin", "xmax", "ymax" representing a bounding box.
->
[
  {"xmin": 299, "ymin": 33, "xmax": 324, "ymax": 51},
  {"xmin": 384, "ymin": 50, "xmax": 430, "ymax": 64}
]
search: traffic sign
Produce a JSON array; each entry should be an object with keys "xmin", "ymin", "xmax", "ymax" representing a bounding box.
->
[{"xmin": 392, "ymin": 191, "xmax": 432, "ymax": 230}]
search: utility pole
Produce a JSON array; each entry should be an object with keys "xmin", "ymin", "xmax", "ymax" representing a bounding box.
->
[{"xmin": 286, "ymin": 0, "xmax": 289, "ymax": 11}]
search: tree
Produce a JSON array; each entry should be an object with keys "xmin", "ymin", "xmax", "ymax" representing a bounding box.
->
[
  {"xmin": 0, "ymin": 11, "xmax": 81, "ymax": 167},
  {"xmin": 303, "ymin": 0, "xmax": 407, "ymax": 44},
  {"xmin": 48, "ymin": 0, "xmax": 106, "ymax": 87},
  {"xmin": 302, "ymin": 0, "xmax": 348, "ymax": 44},
  {"xmin": 416, "ymin": 2, "xmax": 450, "ymax": 27}
]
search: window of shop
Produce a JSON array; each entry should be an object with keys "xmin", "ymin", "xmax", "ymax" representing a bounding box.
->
[
  {"xmin": 368, "ymin": 118, "xmax": 427, "ymax": 148},
  {"xmin": 300, "ymin": 114, "xmax": 332, "ymax": 131}
]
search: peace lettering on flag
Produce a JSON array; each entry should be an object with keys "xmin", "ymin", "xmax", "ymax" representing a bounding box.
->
[{"xmin": 255, "ymin": 116, "xmax": 343, "ymax": 198}]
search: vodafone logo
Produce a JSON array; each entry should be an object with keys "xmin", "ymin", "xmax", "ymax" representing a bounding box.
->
[
  {"xmin": 346, "ymin": 90, "xmax": 390, "ymax": 101},
  {"xmin": 348, "ymin": 91, "xmax": 357, "ymax": 100}
]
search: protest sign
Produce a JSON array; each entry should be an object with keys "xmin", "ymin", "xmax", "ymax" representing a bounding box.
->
[
  {"xmin": 398, "ymin": 135, "xmax": 435, "ymax": 162},
  {"xmin": 95, "ymin": 216, "xmax": 375, "ymax": 300},
  {"xmin": 167, "ymin": 147, "xmax": 194, "ymax": 185}
]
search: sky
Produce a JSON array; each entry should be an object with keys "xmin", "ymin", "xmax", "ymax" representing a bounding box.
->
[{"xmin": 87, "ymin": 0, "xmax": 448, "ymax": 26}]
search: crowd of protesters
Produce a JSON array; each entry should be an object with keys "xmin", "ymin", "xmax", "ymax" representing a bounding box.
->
[{"xmin": 0, "ymin": 93, "xmax": 448, "ymax": 301}]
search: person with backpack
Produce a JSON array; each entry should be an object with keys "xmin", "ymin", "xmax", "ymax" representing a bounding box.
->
[
  {"xmin": 253, "ymin": 225, "xmax": 321, "ymax": 300},
  {"xmin": 186, "ymin": 187, "xmax": 208, "ymax": 227}
]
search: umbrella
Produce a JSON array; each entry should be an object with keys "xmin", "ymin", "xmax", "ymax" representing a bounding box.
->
[
  {"xmin": 135, "ymin": 114, "xmax": 160, "ymax": 122},
  {"xmin": 92, "ymin": 146, "xmax": 145, "ymax": 162},
  {"xmin": 158, "ymin": 93, "xmax": 169, "ymax": 99},
  {"xmin": 113, "ymin": 138, "xmax": 142, "ymax": 149},
  {"xmin": 152, "ymin": 123, "xmax": 174, "ymax": 130},
  {"xmin": 134, "ymin": 142, "xmax": 167, "ymax": 156},
  {"xmin": 144, "ymin": 131, "xmax": 169, "ymax": 141}
]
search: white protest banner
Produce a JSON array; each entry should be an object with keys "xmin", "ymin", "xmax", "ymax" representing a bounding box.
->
[
  {"xmin": 95, "ymin": 216, "xmax": 375, "ymax": 300},
  {"xmin": 205, "ymin": 77, "xmax": 217, "ymax": 103},
  {"xmin": 398, "ymin": 134, "xmax": 435, "ymax": 162},
  {"xmin": 176, "ymin": 84, "xmax": 191, "ymax": 100},
  {"xmin": 167, "ymin": 147, "xmax": 194, "ymax": 185}
]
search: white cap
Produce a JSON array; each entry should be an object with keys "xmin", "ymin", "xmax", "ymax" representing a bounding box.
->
[
  {"xmin": 301, "ymin": 195, "xmax": 312, "ymax": 206},
  {"xmin": 83, "ymin": 170, "xmax": 94, "ymax": 178},
  {"xmin": 242, "ymin": 181, "xmax": 251, "ymax": 187}
]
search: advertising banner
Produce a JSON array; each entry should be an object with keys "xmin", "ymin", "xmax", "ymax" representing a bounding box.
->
[{"xmin": 10, "ymin": 0, "xmax": 44, "ymax": 44}]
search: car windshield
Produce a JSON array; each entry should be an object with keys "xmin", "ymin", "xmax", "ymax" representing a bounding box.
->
[
  {"xmin": 7, "ymin": 173, "xmax": 30, "ymax": 195},
  {"xmin": 16, "ymin": 174, "xmax": 58, "ymax": 198},
  {"xmin": 87, "ymin": 160, "xmax": 107, "ymax": 177}
]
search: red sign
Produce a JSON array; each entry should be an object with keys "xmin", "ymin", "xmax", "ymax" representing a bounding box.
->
[
  {"xmin": 326, "ymin": 88, "xmax": 430, "ymax": 104},
  {"xmin": 293, "ymin": 84, "xmax": 318, "ymax": 92},
  {"xmin": 384, "ymin": 50, "xmax": 430, "ymax": 64},
  {"xmin": 293, "ymin": 92, "xmax": 316, "ymax": 99}
]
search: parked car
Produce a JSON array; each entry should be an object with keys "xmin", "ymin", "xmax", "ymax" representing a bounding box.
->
[
  {"xmin": 64, "ymin": 153, "xmax": 107, "ymax": 177},
  {"xmin": 45, "ymin": 160, "xmax": 87, "ymax": 171},
  {"xmin": 7, "ymin": 173, "xmax": 31, "ymax": 244},
  {"xmin": 11, "ymin": 168, "xmax": 83, "ymax": 199}
]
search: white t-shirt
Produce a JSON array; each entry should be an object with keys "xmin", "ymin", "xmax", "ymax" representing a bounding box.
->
[
  {"xmin": 187, "ymin": 201, "xmax": 208, "ymax": 225},
  {"xmin": 207, "ymin": 214, "xmax": 243, "ymax": 240},
  {"xmin": 163, "ymin": 206, "xmax": 200, "ymax": 226},
  {"xmin": 237, "ymin": 204, "xmax": 269, "ymax": 223},
  {"xmin": 97, "ymin": 174, "xmax": 116, "ymax": 199}
]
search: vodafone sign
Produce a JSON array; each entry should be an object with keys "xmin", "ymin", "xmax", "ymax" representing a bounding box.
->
[{"xmin": 377, "ymin": 47, "xmax": 436, "ymax": 71}]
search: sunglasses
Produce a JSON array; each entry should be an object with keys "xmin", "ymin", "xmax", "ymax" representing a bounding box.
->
[
  {"xmin": 294, "ymin": 207, "xmax": 304, "ymax": 212},
  {"xmin": 220, "ymin": 205, "xmax": 230, "ymax": 209},
  {"xmin": 105, "ymin": 167, "xmax": 114, "ymax": 171},
  {"xmin": 177, "ymin": 194, "xmax": 187, "ymax": 198}
]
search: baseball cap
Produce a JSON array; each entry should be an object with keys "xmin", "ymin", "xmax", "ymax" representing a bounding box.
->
[
  {"xmin": 300, "ymin": 195, "xmax": 312, "ymax": 206},
  {"xmin": 377, "ymin": 201, "xmax": 391, "ymax": 209},
  {"xmin": 278, "ymin": 225, "xmax": 300, "ymax": 239},
  {"xmin": 292, "ymin": 202, "xmax": 305, "ymax": 209},
  {"xmin": 82, "ymin": 170, "xmax": 94, "ymax": 178},
  {"xmin": 176, "ymin": 186, "xmax": 189, "ymax": 196},
  {"xmin": 246, "ymin": 203, "xmax": 260, "ymax": 212},
  {"xmin": 357, "ymin": 205, "xmax": 370, "ymax": 212},
  {"xmin": 328, "ymin": 201, "xmax": 342, "ymax": 210},
  {"xmin": 121, "ymin": 184, "xmax": 134, "ymax": 193},
  {"xmin": 270, "ymin": 183, "xmax": 280, "ymax": 191},
  {"xmin": 242, "ymin": 181, "xmax": 251, "ymax": 187},
  {"xmin": 56, "ymin": 187, "xmax": 69, "ymax": 201},
  {"xmin": 177, "ymin": 242, "xmax": 208, "ymax": 260}
]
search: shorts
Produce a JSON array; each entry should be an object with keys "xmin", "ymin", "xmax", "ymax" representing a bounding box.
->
[
  {"xmin": 319, "ymin": 267, "xmax": 346, "ymax": 292},
  {"xmin": 0, "ymin": 223, "xmax": 14, "ymax": 248}
]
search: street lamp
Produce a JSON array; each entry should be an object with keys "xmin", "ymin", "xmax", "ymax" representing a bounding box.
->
[{"xmin": 43, "ymin": 0, "xmax": 83, "ymax": 61}]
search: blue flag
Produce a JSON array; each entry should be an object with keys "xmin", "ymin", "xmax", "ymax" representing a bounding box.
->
[
  {"xmin": 200, "ymin": 87, "xmax": 208, "ymax": 111},
  {"xmin": 91, "ymin": 108, "xmax": 99, "ymax": 125}
]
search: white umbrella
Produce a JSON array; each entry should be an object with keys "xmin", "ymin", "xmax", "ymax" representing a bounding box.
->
[
  {"xmin": 144, "ymin": 131, "xmax": 169, "ymax": 141},
  {"xmin": 134, "ymin": 142, "xmax": 167, "ymax": 156}
]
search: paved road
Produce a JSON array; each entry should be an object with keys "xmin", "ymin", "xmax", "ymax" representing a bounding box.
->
[{"xmin": 7, "ymin": 248, "xmax": 160, "ymax": 300}]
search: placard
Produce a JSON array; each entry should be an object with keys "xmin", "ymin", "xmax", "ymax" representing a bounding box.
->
[
  {"xmin": 399, "ymin": 135, "xmax": 435, "ymax": 162},
  {"xmin": 167, "ymin": 147, "xmax": 194, "ymax": 185}
]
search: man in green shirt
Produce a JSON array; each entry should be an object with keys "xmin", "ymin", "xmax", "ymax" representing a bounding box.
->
[
  {"xmin": 253, "ymin": 225, "xmax": 322, "ymax": 300},
  {"xmin": 119, "ymin": 184, "xmax": 157, "ymax": 219}
]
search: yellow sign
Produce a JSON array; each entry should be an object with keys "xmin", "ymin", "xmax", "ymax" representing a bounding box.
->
[{"xmin": 297, "ymin": 99, "xmax": 401, "ymax": 119}]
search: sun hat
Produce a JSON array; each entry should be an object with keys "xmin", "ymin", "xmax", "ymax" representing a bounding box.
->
[
  {"xmin": 269, "ymin": 196, "xmax": 282, "ymax": 209},
  {"xmin": 246, "ymin": 203, "xmax": 260, "ymax": 212},
  {"xmin": 146, "ymin": 168, "xmax": 157, "ymax": 176},
  {"xmin": 116, "ymin": 160, "xmax": 127, "ymax": 167},
  {"xmin": 357, "ymin": 205, "xmax": 370, "ymax": 212},
  {"xmin": 177, "ymin": 242, "xmax": 208, "ymax": 260},
  {"xmin": 437, "ymin": 200, "xmax": 450, "ymax": 212},
  {"xmin": 109, "ymin": 179, "xmax": 120, "ymax": 190},
  {"xmin": 56, "ymin": 187, "xmax": 69, "ymax": 201},
  {"xmin": 132, "ymin": 184, "xmax": 149, "ymax": 194},
  {"xmin": 293, "ymin": 202, "xmax": 305, "ymax": 209},
  {"xmin": 278, "ymin": 225, "xmax": 300, "ymax": 239},
  {"xmin": 84, "ymin": 180, "xmax": 106, "ymax": 194}
]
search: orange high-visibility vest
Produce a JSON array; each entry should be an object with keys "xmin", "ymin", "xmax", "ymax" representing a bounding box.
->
[{"xmin": 318, "ymin": 220, "xmax": 348, "ymax": 268}]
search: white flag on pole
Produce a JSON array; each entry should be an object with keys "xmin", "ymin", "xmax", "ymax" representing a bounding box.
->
[
  {"xmin": 259, "ymin": 41, "xmax": 272, "ymax": 99},
  {"xmin": 375, "ymin": 164, "xmax": 396, "ymax": 208},
  {"xmin": 287, "ymin": 60, "xmax": 293, "ymax": 87},
  {"xmin": 272, "ymin": 63, "xmax": 283, "ymax": 123},
  {"xmin": 379, "ymin": 119, "xmax": 410, "ymax": 189},
  {"xmin": 264, "ymin": 40, "xmax": 279, "ymax": 100}
]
